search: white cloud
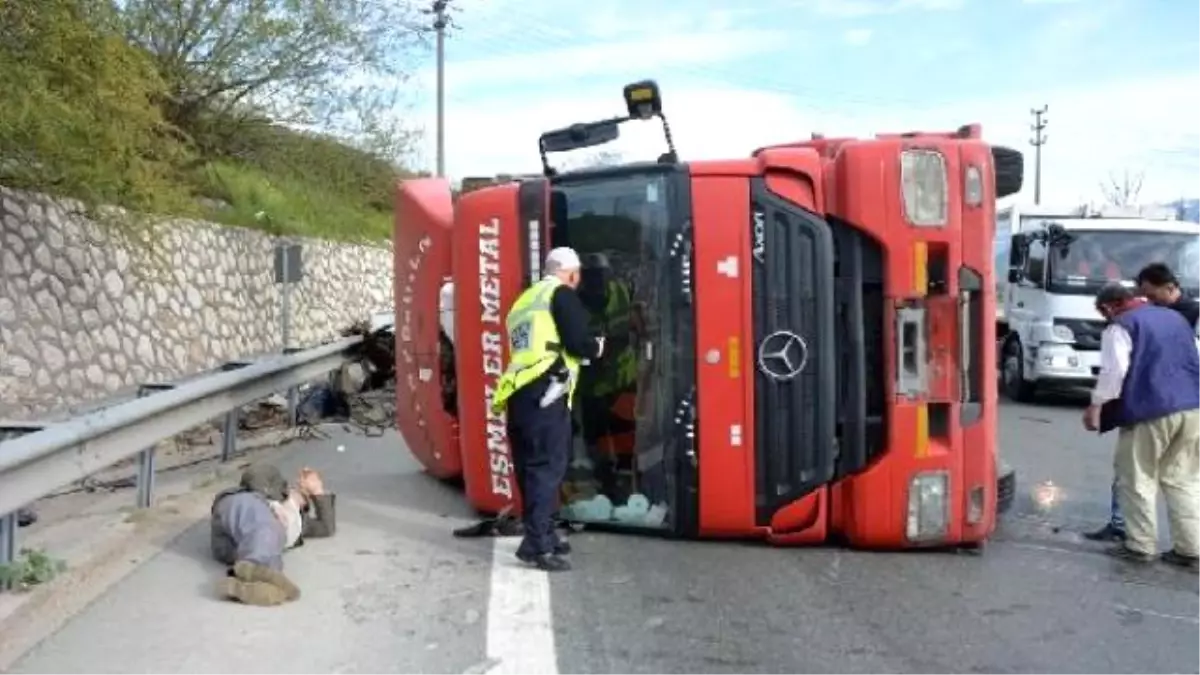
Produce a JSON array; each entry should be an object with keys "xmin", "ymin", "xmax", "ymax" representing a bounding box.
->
[
  {"xmin": 896, "ymin": 0, "xmax": 966, "ymax": 9},
  {"xmin": 1026, "ymin": 0, "xmax": 1120, "ymax": 65},
  {"xmin": 581, "ymin": 7, "xmax": 750, "ymax": 38},
  {"xmin": 425, "ymin": 29, "xmax": 791, "ymax": 92},
  {"xmin": 843, "ymin": 28, "xmax": 874, "ymax": 46},
  {"xmin": 421, "ymin": 73, "xmax": 1198, "ymax": 206},
  {"xmin": 787, "ymin": 0, "xmax": 964, "ymax": 17}
]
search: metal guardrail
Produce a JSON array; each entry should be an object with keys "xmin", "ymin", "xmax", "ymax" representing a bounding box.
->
[{"xmin": 0, "ymin": 336, "xmax": 362, "ymax": 574}]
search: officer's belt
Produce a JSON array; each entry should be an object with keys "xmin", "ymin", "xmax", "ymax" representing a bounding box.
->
[{"xmin": 507, "ymin": 343, "xmax": 563, "ymax": 378}]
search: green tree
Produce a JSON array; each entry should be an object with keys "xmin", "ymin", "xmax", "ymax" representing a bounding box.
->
[
  {"xmin": 0, "ymin": 0, "xmax": 195, "ymax": 217},
  {"xmin": 117, "ymin": 0, "xmax": 429, "ymax": 162}
]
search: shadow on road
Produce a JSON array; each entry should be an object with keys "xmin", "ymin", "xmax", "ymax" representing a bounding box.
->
[{"xmin": 1010, "ymin": 387, "xmax": 1091, "ymax": 409}]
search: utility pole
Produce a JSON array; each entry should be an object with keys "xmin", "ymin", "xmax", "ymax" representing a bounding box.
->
[
  {"xmin": 1029, "ymin": 105, "xmax": 1048, "ymax": 205},
  {"xmin": 432, "ymin": 0, "xmax": 450, "ymax": 177}
]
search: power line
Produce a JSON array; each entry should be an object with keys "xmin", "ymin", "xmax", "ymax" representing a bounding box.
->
[{"xmin": 1030, "ymin": 105, "xmax": 1049, "ymax": 205}]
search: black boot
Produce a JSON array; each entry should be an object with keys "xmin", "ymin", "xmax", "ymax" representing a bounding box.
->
[
  {"xmin": 1161, "ymin": 550, "xmax": 1200, "ymax": 571},
  {"xmin": 1084, "ymin": 523, "xmax": 1126, "ymax": 542},
  {"xmin": 554, "ymin": 538, "xmax": 572, "ymax": 556},
  {"xmin": 1106, "ymin": 543, "xmax": 1155, "ymax": 563},
  {"xmin": 516, "ymin": 550, "xmax": 572, "ymax": 572}
]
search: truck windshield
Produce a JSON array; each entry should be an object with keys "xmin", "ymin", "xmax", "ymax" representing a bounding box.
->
[
  {"xmin": 1047, "ymin": 229, "xmax": 1200, "ymax": 295},
  {"xmin": 549, "ymin": 167, "xmax": 694, "ymax": 531}
]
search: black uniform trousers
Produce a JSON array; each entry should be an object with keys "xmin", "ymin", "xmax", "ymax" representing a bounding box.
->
[{"xmin": 507, "ymin": 391, "xmax": 572, "ymax": 557}]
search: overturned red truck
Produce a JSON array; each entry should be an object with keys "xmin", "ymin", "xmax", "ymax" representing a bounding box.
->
[{"xmin": 394, "ymin": 81, "xmax": 1020, "ymax": 550}]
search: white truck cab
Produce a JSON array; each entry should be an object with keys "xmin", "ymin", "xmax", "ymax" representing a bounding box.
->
[{"xmin": 995, "ymin": 203, "xmax": 1200, "ymax": 401}]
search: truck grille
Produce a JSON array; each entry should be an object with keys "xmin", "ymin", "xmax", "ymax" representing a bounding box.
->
[{"xmin": 749, "ymin": 179, "xmax": 837, "ymax": 526}]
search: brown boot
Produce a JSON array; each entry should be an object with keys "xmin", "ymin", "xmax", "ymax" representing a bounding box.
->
[
  {"xmin": 231, "ymin": 560, "xmax": 301, "ymax": 601},
  {"xmin": 217, "ymin": 577, "xmax": 291, "ymax": 606}
]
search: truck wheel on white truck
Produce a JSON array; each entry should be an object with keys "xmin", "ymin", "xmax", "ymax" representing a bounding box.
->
[{"xmin": 1000, "ymin": 334, "xmax": 1038, "ymax": 402}]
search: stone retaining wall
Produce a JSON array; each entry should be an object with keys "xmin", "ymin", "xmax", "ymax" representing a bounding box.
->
[{"xmin": 0, "ymin": 186, "xmax": 394, "ymax": 419}]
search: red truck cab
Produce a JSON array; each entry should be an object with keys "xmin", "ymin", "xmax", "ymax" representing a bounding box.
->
[{"xmin": 394, "ymin": 82, "xmax": 1020, "ymax": 549}]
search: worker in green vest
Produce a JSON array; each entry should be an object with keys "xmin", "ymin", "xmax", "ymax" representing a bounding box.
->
[
  {"xmin": 577, "ymin": 253, "xmax": 640, "ymax": 498},
  {"xmin": 490, "ymin": 247, "xmax": 604, "ymax": 572},
  {"xmin": 580, "ymin": 253, "xmax": 638, "ymax": 398}
]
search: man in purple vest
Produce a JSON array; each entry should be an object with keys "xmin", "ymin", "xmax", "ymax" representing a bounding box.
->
[
  {"xmin": 1085, "ymin": 263, "xmax": 1199, "ymax": 543},
  {"xmin": 1083, "ymin": 284, "xmax": 1200, "ymax": 569}
]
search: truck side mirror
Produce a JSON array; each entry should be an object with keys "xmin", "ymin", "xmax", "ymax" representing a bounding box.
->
[{"xmin": 1008, "ymin": 234, "xmax": 1029, "ymax": 269}]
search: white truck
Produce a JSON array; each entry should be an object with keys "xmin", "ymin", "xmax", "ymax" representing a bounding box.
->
[{"xmin": 995, "ymin": 203, "xmax": 1200, "ymax": 401}]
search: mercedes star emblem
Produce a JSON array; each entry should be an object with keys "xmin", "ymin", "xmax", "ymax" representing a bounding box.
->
[{"xmin": 757, "ymin": 330, "xmax": 809, "ymax": 381}]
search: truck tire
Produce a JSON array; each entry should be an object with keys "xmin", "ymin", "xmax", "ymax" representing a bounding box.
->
[
  {"xmin": 992, "ymin": 145, "xmax": 1024, "ymax": 199},
  {"xmin": 1001, "ymin": 337, "xmax": 1037, "ymax": 402}
]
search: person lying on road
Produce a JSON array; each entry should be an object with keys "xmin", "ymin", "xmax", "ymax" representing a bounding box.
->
[{"xmin": 209, "ymin": 464, "xmax": 337, "ymax": 606}]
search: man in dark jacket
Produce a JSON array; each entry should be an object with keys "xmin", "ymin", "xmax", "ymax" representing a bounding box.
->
[
  {"xmin": 1137, "ymin": 262, "xmax": 1200, "ymax": 327},
  {"xmin": 210, "ymin": 464, "xmax": 337, "ymax": 605},
  {"xmin": 1083, "ymin": 284, "xmax": 1199, "ymax": 569},
  {"xmin": 1086, "ymin": 263, "xmax": 1198, "ymax": 543}
]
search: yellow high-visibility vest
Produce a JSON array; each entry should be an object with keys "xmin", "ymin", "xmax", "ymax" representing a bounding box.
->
[
  {"xmin": 490, "ymin": 276, "xmax": 582, "ymax": 414},
  {"xmin": 588, "ymin": 280, "xmax": 637, "ymax": 397}
]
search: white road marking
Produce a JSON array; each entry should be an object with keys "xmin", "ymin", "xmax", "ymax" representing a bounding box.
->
[{"xmin": 485, "ymin": 537, "xmax": 559, "ymax": 674}]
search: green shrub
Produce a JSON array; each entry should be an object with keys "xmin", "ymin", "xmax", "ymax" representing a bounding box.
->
[
  {"xmin": 0, "ymin": 0, "xmax": 418, "ymax": 244},
  {"xmin": 0, "ymin": 0, "xmax": 196, "ymax": 220},
  {"xmin": 0, "ymin": 548, "xmax": 68, "ymax": 592}
]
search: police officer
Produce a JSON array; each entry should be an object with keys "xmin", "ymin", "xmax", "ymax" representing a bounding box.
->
[
  {"xmin": 1086, "ymin": 263, "xmax": 1199, "ymax": 543},
  {"xmin": 491, "ymin": 247, "xmax": 604, "ymax": 572}
]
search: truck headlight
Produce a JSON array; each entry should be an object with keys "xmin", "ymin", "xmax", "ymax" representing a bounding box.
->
[
  {"xmin": 900, "ymin": 149, "xmax": 948, "ymax": 227},
  {"xmin": 906, "ymin": 471, "xmax": 949, "ymax": 542},
  {"xmin": 1051, "ymin": 324, "xmax": 1075, "ymax": 342}
]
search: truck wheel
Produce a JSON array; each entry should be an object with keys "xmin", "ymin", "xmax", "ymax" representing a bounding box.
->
[
  {"xmin": 992, "ymin": 145, "xmax": 1024, "ymax": 199},
  {"xmin": 1001, "ymin": 338, "xmax": 1036, "ymax": 402}
]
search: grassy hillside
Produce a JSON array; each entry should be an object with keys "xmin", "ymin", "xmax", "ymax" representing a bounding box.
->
[
  {"xmin": 0, "ymin": 0, "xmax": 418, "ymax": 244},
  {"xmin": 191, "ymin": 120, "xmax": 409, "ymax": 242}
]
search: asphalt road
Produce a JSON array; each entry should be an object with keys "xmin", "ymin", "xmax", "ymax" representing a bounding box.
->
[{"xmin": 9, "ymin": 397, "xmax": 1200, "ymax": 674}]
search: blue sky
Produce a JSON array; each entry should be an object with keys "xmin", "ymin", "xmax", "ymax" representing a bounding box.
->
[{"xmin": 405, "ymin": 0, "xmax": 1199, "ymax": 205}]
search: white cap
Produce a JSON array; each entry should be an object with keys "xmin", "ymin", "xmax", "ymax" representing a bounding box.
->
[{"xmin": 544, "ymin": 247, "xmax": 582, "ymax": 274}]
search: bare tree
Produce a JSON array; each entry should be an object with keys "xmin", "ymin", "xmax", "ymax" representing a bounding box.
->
[{"xmin": 1100, "ymin": 170, "xmax": 1145, "ymax": 207}]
